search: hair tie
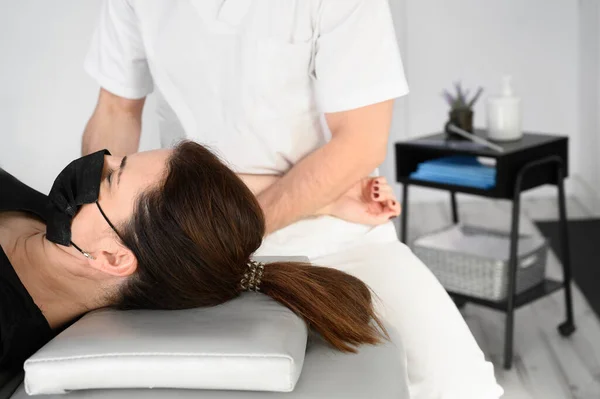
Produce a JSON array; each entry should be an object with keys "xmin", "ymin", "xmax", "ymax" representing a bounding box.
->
[{"xmin": 240, "ymin": 260, "xmax": 265, "ymax": 292}]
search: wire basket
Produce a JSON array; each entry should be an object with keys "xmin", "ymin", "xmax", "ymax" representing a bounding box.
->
[{"xmin": 412, "ymin": 224, "xmax": 548, "ymax": 301}]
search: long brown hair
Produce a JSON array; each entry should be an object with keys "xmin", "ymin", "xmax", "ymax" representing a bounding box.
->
[{"xmin": 115, "ymin": 141, "xmax": 387, "ymax": 353}]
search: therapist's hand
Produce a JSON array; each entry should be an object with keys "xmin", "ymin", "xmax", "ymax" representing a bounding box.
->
[{"xmin": 319, "ymin": 177, "xmax": 401, "ymax": 226}]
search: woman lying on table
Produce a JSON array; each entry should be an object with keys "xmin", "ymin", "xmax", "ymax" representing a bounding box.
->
[{"xmin": 0, "ymin": 141, "xmax": 401, "ymax": 371}]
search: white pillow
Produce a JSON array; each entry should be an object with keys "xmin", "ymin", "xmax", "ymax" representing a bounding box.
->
[{"xmin": 24, "ymin": 293, "xmax": 308, "ymax": 395}]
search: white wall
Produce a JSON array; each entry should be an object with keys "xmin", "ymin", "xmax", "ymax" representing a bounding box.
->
[
  {"xmin": 0, "ymin": 0, "xmax": 159, "ymax": 194},
  {"xmin": 576, "ymin": 0, "xmax": 600, "ymax": 214},
  {"xmin": 383, "ymin": 0, "xmax": 593, "ymax": 206}
]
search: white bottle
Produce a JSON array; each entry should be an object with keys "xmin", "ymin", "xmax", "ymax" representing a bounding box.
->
[{"xmin": 486, "ymin": 75, "xmax": 522, "ymax": 141}]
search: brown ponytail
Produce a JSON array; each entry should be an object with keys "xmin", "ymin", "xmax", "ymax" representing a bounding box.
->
[
  {"xmin": 261, "ymin": 262, "xmax": 388, "ymax": 353},
  {"xmin": 116, "ymin": 141, "xmax": 387, "ymax": 353}
]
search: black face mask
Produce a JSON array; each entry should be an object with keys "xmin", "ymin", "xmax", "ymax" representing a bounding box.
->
[{"xmin": 46, "ymin": 149, "xmax": 122, "ymax": 258}]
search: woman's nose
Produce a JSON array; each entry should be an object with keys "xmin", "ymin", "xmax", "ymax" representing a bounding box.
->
[{"xmin": 104, "ymin": 154, "xmax": 123, "ymax": 170}]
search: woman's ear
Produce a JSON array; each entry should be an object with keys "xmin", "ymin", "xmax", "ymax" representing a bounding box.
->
[{"xmin": 89, "ymin": 245, "xmax": 137, "ymax": 277}]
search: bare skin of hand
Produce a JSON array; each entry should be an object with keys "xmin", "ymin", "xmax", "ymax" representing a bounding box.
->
[
  {"xmin": 239, "ymin": 174, "xmax": 400, "ymax": 227},
  {"xmin": 319, "ymin": 177, "xmax": 401, "ymax": 226}
]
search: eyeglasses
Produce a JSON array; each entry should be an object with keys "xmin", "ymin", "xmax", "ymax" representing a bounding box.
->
[{"xmin": 71, "ymin": 201, "xmax": 122, "ymax": 260}]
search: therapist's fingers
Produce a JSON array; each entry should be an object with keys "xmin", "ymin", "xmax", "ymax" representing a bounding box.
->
[
  {"xmin": 371, "ymin": 182, "xmax": 396, "ymax": 202},
  {"xmin": 372, "ymin": 189, "xmax": 401, "ymax": 218},
  {"xmin": 371, "ymin": 177, "xmax": 388, "ymax": 192},
  {"xmin": 372, "ymin": 192, "xmax": 399, "ymax": 216},
  {"xmin": 372, "ymin": 185, "xmax": 393, "ymax": 201},
  {"xmin": 373, "ymin": 206, "xmax": 398, "ymax": 224},
  {"xmin": 367, "ymin": 178, "xmax": 401, "ymax": 220},
  {"xmin": 364, "ymin": 199, "xmax": 399, "ymax": 224},
  {"xmin": 381, "ymin": 198, "xmax": 400, "ymax": 218},
  {"xmin": 372, "ymin": 187, "xmax": 394, "ymax": 201},
  {"xmin": 387, "ymin": 199, "xmax": 401, "ymax": 217}
]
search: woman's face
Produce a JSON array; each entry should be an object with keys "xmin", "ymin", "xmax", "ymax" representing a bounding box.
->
[{"xmin": 69, "ymin": 149, "xmax": 172, "ymax": 271}]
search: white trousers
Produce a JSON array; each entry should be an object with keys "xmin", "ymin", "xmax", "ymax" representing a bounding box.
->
[{"xmin": 256, "ymin": 216, "xmax": 504, "ymax": 399}]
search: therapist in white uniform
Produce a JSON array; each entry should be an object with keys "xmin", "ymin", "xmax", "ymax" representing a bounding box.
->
[{"xmin": 81, "ymin": 1, "xmax": 504, "ymax": 398}]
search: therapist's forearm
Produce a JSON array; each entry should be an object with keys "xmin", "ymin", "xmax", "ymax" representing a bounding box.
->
[
  {"xmin": 257, "ymin": 100, "xmax": 393, "ymax": 234},
  {"xmin": 82, "ymin": 109, "xmax": 140, "ymax": 156},
  {"xmin": 257, "ymin": 139, "xmax": 378, "ymax": 234},
  {"xmin": 81, "ymin": 89, "xmax": 145, "ymax": 156},
  {"xmin": 237, "ymin": 174, "xmax": 280, "ymax": 197}
]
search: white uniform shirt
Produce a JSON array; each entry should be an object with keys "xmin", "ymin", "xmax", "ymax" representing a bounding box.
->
[{"xmin": 85, "ymin": 0, "xmax": 409, "ymax": 174}]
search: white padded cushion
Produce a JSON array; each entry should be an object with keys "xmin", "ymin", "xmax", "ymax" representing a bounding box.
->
[
  {"xmin": 23, "ymin": 293, "xmax": 308, "ymax": 395},
  {"xmin": 11, "ymin": 331, "xmax": 409, "ymax": 399}
]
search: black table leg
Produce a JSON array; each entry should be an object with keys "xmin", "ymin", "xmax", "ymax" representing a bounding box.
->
[
  {"xmin": 449, "ymin": 192, "xmax": 464, "ymax": 309},
  {"xmin": 556, "ymin": 163, "xmax": 576, "ymax": 337},
  {"xmin": 504, "ymin": 188, "xmax": 521, "ymax": 370},
  {"xmin": 450, "ymin": 191, "xmax": 459, "ymax": 224},
  {"xmin": 401, "ymin": 183, "xmax": 409, "ymax": 243},
  {"xmin": 501, "ymin": 155, "xmax": 576, "ymax": 369}
]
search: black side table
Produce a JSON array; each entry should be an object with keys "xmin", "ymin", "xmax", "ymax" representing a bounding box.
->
[{"xmin": 395, "ymin": 130, "xmax": 576, "ymax": 370}]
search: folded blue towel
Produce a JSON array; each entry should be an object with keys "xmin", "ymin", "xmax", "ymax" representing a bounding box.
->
[
  {"xmin": 418, "ymin": 164, "xmax": 495, "ymax": 178},
  {"xmin": 409, "ymin": 156, "xmax": 496, "ymax": 189}
]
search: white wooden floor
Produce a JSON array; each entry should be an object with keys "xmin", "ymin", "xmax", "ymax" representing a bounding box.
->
[{"xmin": 401, "ymin": 197, "xmax": 600, "ymax": 399}]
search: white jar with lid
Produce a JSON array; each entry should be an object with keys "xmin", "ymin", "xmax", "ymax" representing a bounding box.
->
[{"xmin": 486, "ymin": 76, "xmax": 522, "ymax": 141}]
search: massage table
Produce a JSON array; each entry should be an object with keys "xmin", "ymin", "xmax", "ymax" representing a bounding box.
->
[{"xmin": 3, "ymin": 258, "xmax": 409, "ymax": 398}]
